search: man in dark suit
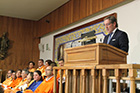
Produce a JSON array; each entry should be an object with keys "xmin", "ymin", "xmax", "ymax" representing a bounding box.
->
[{"xmin": 103, "ymin": 16, "xmax": 129, "ymax": 52}]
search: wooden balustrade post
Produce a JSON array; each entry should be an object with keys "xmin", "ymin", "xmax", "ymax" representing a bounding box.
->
[
  {"xmin": 115, "ymin": 69, "xmax": 121, "ymax": 93},
  {"xmin": 102, "ymin": 69, "xmax": 109, "ymax": 93},
  {"xmin": 53, "ymin": 69, "xmax": 57, "ymax": 93},
  {"xmin": 80, "ymin": 69, "xmax": 86, "ymax": 93},
  {"xmin": 73, "ymin": 69, "xmax": 77, "ymax": 93},
  {"xmin": 129, "ymin": 69, "xmax": 137, "ymax": 93},
  {"xmin": 91, "ymin": 69, "xmax": 96, "ymax": 93},
  {"xmin": 65, "ymin": 69, "xmax": 69, "ymax": 93},
  {"xmin": 59, "ymin": 69, "xmax": 63, "ymax": 93},
  {"xmin": 98, "ymin": 70, "xmax": 102, "ymax": 93}
]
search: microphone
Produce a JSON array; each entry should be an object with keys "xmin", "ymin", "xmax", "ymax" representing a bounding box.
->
[
  {"xmin": 78, "ymin": 36, "xmax": 97, "ymax": 42},
  {"xmin": 71, "ymin": 37, "xmax": 81, "ymax": 47}
]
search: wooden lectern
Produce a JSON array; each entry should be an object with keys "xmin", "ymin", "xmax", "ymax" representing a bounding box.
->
[{"xmin": 64, "ymin": 43, "xmax": 128, "ymax": 66}]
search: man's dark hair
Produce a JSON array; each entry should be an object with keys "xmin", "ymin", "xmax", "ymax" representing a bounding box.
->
[
  {"xmin": 28, "ymin": 61, "xmax": 35, "ymax": 66},
  {"xmin": 38, "ymin": 59, "xmax": 44, "ymax": 62},
  {"xmin": 9, "ymin": 69, "xmax": 14, "ymax": 73},
  {"xmin": 45, "ymin": 59, "xmax": 52, "ymax": 66},
  {"xmin": 58, "ymin": 59, "xmax": 64, "ymax": 62},
  {"xmin": 104, "ymin": 16, "xmax": 118, "ymax": 27},
  {"xmin": 16, "ymin": 69, "xmax": 22, "ymax": 73},
  {"xmin": 50, "ymin": 62, "xmax": 57, "ymax": 67}
]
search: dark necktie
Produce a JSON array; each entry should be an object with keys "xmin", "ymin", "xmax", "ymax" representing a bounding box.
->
[{"xmin": 107, "ymin": 33, "xmax": 113, "ymax": 44}]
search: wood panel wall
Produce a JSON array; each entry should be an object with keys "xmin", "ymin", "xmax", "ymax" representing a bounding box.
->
[
  {"xmin": 0, "ymin": 16, "xmax": 39, "ymax": 80},
  {"xmin": 37, "ymin": 0, "xmax": 125, "ymax": 37}
]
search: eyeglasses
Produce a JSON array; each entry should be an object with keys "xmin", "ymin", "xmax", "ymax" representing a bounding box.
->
[{"xmin": 104, "ymin": 23, "xmax": 112, "ymax": 26}]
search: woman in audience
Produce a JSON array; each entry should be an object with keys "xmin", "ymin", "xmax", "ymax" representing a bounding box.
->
[
  {"xmin": 8, "ymin": 69, "xmax": 22, "ymax": 88},
  {"xmin": 18, "ymin": 70, "xmax": 43, "ymax": 93},
  {"xmin": 28, "ymin": 61, "xmax": 36, "ymax": 72},
  {"xmin": 17, "ymin": 72, "xmax": 34, "ymax": 91},
  {"xmin": 24, "ymin": 70, "xmax": 43, "ymax": 92}
]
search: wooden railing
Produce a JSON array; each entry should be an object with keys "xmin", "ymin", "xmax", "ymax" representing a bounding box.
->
[{"xmin": 53, "ymin": 64, "xmax": 140, "ymax": 93}]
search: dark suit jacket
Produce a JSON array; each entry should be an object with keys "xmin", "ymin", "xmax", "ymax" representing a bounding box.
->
[{"xmin": 103, "ymin": 29, "xmax": 129, "ymax": 52}]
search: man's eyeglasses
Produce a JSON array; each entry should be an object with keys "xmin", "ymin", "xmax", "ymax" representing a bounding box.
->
[{"xmin": 104, "ymin": 23, "xmax": 112, "ymax": 26}]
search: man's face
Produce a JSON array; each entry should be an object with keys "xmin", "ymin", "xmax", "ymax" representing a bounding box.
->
[
  {"xmin": 38, "ymin": 60, "xmax": 44, "ymax": 67},
  {"xmin": 16, "ymin": 70, "xmax": 21, "ymax": 78},
  {"xmin": 58, "ymin": 61, "xmax": 64, "ymax": 67},
  {"xmin": 104, "ymin": 19, "xmax": 116, "ymax": 34},
  {"xmin": 7, "ymin": 70, "xmax": 12, "ymax": 78},
  {"xmin": 45, "ymin": 66, "xmax": 53, "ymax": 77},
  {"xmin": 21, "ymin": 71, "xmax": 27, "ymax": 79}
]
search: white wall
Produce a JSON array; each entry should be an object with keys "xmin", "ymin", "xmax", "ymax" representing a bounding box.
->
[{"xmin": 40, "ymin": 0, "xmax": 140, "ymax": 64}]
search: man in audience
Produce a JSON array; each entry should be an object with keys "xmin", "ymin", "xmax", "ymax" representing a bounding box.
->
[
  {"xmin": 34, "ymin": 65, "xmax": 58, "ymax": 93},
  {"xmin": 42, "ymin": 59, "xmax": 52, "ymax": 77},
  {"xmin": 4, "ymin": 69, "xmax": 28, "ymax": 92},
  {"xmin": 58, "ymin": 59, "xmax": 64, "ymax": 67},
  {"xmin": 2, "ymin": 70, "xmax": 14, "ymax": 85},
  {"xmin": 8, "ymin": 69, "xmax": 22, "ymax": 88},
  {"xmin": 58, "ymin": 59, "xmax": 65, "ymax": 93},
  {"xmin": 2, "ymin": 71, "xmax": 16, "ymax": 90},
  {"xmin": 14, "ymin": 69, "xmax": 29, "ymax": 89},
  {"xmin": 36, "ymin": 59, "xmax": 46, "ymax": 74}
]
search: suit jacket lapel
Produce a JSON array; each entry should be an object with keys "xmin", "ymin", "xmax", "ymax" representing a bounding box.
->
[{"xmin": 109, "ymin": 29, "xmax": 119, "ymax": 44}]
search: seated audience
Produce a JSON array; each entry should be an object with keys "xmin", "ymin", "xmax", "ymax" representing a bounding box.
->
[
  {"xmin": 14, "ymin": 69, "xmax": 29, "ymax": 90},
  {"xmin": 8, "ymin": 69, "xmax": 22, "ymax": 88},
  {"xmin": 4, "ymin": 69, "xmax": 29, "ymax": 93},
  {"xmin": 58, "ymin": 59, "xmax": 64, "ymax": 67},
  {"xmin": 17, "ymin": 72, "xmax": 34, "ymax": 91},
  {"xmin": 2, "ymin": 70, "xmax": 14, "ymax": 85},
  {"xmin": 34, "ymin": 65, "xmax": 58, "ymax": 93},
  {"xmin": 42, "ymin": 59, "xmax": 52, "ymax": 77},
  {"xmin": 58, "ymin": 59, "xmax": 65, "ymax": 93},
  {"xmin": 36, "ymin": 59, "xmax": 46, "ymax": 74},
  {"xmin": 3, "ymin": 71, "xmax": 16, "ymax": 90},
  {"xmin": 23, "ymin": 70, "xmax": 43, "ymax": 92},
  {"xmin": 28, "ymin": 61, "xmax": 36, "ymax": 72},
  {"xmin": 57, "ymin": 59, "xmax": 65, "ymax": 78}
]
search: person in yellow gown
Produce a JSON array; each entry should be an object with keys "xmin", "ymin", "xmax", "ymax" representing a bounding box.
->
[
  {"xmin": 8, "ymin": 69, "xmax": 22, "ymax": 88},
  {"xmin": 42, "ymin": 59, "xmax": 52, "ymax": 78},
  {"xmin": 4, "ymin": 69, "xmax": 29, "ymax": 93},
  {"xmin": 2, "ymin": 71, "xmax": 16, "ymax": 90},
  {"xmin": 2, "ymin": 70, "xmax": 14, "ymax": 86},
  {"xmin": 34, "ymin": 65, "xmax": 58, "ymax": 93},
  {"xmin": 57, "ymin": 59, "xmax": 65, "ymax": 93},
  {"xmin": 36, "ymin": 59, "xmax": 46, "ymax": 74},
  {"xmin": 28, "ymin": 61, "xmax": 36, "ymax": 72}
]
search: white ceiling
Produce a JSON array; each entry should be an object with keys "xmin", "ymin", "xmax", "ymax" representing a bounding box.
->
[{"xmin": 0, "ymin": 0, "xmax": 69, "ymax": 21}]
